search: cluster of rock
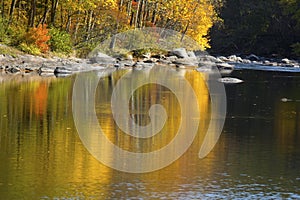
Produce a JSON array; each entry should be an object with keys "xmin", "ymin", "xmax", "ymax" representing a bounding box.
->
[
  {"xmin": 90, "ymin": 48, "xmax": 233, "ymax": 72},
  {"xmin": 90, "ymin": 48, "xmax": 300, "ymax": 73},
  {"xmin": 0, "ymin": 54, "xmax": 105, "ymax": 77},
  {"xmin": 1, "ymin": 47, "xmax": 299, "ymax": 78},
  {"xmin": 214, "ymin": 54, "xmax": 300, "ymax": 68}
]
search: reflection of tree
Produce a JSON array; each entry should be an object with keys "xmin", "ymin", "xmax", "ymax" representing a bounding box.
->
[
  {"xmin": 96, "ymin": 68, "xmax": 211, "ymax": 175},
  {"xmin": 0, "ymin": 77, "xmax": 113, "ymax": 199},
  {"xmin": 33, "ymin": 82, "xmax": 49, "ymax": 116},
  {"xmin": 274, "ymin": 101, "xmax": 300, "ymax": 153},
  {"xmin": 0, "ymin": 69, "xmax": 213, "ymax": 198}
]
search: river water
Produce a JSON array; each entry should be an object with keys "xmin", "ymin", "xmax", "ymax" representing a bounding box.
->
[{"xmin": 0, "ymin": 67, "xmax": 299, "ymax": 199}]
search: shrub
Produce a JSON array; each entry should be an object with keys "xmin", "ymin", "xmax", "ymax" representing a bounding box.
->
[
  {"xmin": 49, "ymin": 28, "xmax": 73, "ymax": 54},
  {"xmin": 24, "ymin": 24, "xmax": 50, "ymax": 53},
  {"xmin": 19, "ymin": 43, "xmax": 41, "ymax": 55},
  {"xmin": 0, "ymin": 18, "xmax": 10, "ymax": 44}
]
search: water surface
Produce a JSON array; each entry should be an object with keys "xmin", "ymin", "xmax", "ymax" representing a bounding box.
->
[{"xmin": 0, "ymin": 68, "xmax": 299, "ymax": 199}]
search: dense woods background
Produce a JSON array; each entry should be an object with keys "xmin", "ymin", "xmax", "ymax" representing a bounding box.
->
[
  {"xmin": 0, "ymin": 0, "xmax": 299, "ymax": 57},
  {"xmin": 210, "ymin": 0, "xmax": 300, "ymax": 58}
]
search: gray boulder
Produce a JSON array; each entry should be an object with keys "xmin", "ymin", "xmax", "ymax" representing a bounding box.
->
[
  {"xmin": 90, "ymin": 52, "xmax": 116, "ymax": 64},
  {"xmin": 38, "ymin": 66, "xmax": 55, "ymax": 74},
  {"xmin": 187, "ymin": 51, "xmax": 197, "ymax": 58},
  {"xmin": 170, "ymin": 48, "xmax": 189, "ymax": 58},
  {"xmin": 198, "ymin": 55, "xmax": 219, "ymax": 63},
  {"xmin": 173, "ymin": 58, "xmax": 198, "ymax": 66}
]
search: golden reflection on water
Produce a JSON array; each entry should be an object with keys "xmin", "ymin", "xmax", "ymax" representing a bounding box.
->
[
  {"xmin": 0, "ymin": 69, "xmax": 213, "ymax": 198},
  {"xmin": 0, "ymin": 70, "xmax": 299, "ymax": 199},
  {"xmin": 95, "ymin": 69, "xmax": 210, "ymax": 153}
]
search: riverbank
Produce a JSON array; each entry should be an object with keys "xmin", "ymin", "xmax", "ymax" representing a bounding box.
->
[{"xmin": 1, "ymin": 45, "xmax": 300, "ymax": 79}]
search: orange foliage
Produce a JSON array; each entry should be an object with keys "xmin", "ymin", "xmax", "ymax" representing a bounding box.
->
[
  {"xmin": 26, "ymin": 24, "xmax": 51, "ymax": 53},
  {"xmin": 132, "ymin": 0, "xmax": 138, "ymax": 7},
  {"xmin": 34, "ymin": 82, "xmax": 49, "ymax": 116}
]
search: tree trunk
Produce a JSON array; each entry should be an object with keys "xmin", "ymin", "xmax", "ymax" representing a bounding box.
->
[
  {"xmin": 151, "ymin": 2, "xmax": 157, "ymax": 24},
  {"xmin": 9, "ymin": 0, "xmax": 17, "ymax": 23},
  {"xmin": 119, "ymin": 0, "xmax": 123, "ymax": 11},
  {"xmin": 181, "ymin": 22, "xmax": 189, "ymax": 42},
  {"xmin": 130, "ymin": 11, "xmax": 134, "ymax": 26},
  {"xmin": 50, "ymin": 0, "xmax": 59, "ymax": 26},
  {"xmin": 66, "ymin": 10, "xmax": 71, "ymax": 32},
  {"xmin": 28, "ymin": 0, "xmax": 36, "ymax": 27},
  {"xmin": 134, "ymin": 0, "xmax": 141, "ymax": 28},
  {"xmin": 17, "ymin": 0, "xmax": 20, "ymax": 21},
  {"xmin": 73, "ymin": 11, "xmax": 81, "ymax": 41},
  {"xmin": 39, "ymin": 0, "xmax": 49, "ymax": 25},
  {"xmin": 85, "ymin": 10, "xmax": 93, "ymax": 41},
  {"xmin": 60, "ymin": 3, "xmax": 63, "ymax": 28},
  {"xmin": 137, "ymin": 0, "xmax": 144, "ymax": 28},
  {"xmin": 1, "ymin": 0, "xmax": 5, "ymax": 18},
  {"xmin": 126, "ymin": 0, "xmax": 132, "ymax": 18}
]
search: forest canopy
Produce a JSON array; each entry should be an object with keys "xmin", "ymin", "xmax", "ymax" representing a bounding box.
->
[
  {"xmin": 0, "ymin": 0, "xmax": 216, "ymax": 56},
  {"xmin": 0, "ymin": 0, "xmax": 299, "ymax": 57}
]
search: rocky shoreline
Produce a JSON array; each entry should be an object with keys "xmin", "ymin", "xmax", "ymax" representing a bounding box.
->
[{"xmin": 0, "ymin": 48, "xmax": 299, "ymax": 79}]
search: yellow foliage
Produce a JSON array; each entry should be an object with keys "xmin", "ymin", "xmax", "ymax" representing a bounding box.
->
[{"xmin": 150, "ymin": 0, "xmax": 216, "ymax": 49}]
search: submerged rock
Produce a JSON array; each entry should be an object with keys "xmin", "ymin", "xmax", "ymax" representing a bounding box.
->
[
  {"xmin": 216, "ymin": 63, "xmax": 234, "ymax": 70},
  {"xmin": 218, "ymin": 77, "xmax": 244, "ymax": 84},
  {"xmin": 38, "ymin": 66, "xmax": 55, "ymax": 74},
  {"xmin": 54, "ymin": 67, "xmax": 72, "ymax": 74},
  {"xmin": 133, "ymin": 61, "xmax": 155, "ymax": 69},
  {"xmin": 7, "ymin": 66, "xmax": 21, "ymax": 73}
]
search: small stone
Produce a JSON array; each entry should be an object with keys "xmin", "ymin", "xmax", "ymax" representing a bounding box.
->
[
  {"xmin": 243, "ymin": 59, "xmax": 252, "ymax": 64},
  {"xmin": 114, "ymin": 63, "xmax": 121, "ymax": 68},
  {"xmin": 165, "ymin": 56, "xmax": 178, "ymax": 62},
  {"xmin": 218, "ymin": 77, "xmax": 244, "ymax": 84},
  {"xmin": 198, "ymin": 55, "xmax": 219, "ymax": 63},
  {"xmin": 236, "ymin": 56, "xmax": 243, "ymax": 63},
  {"xmin": 218, "ymin": 56, "xmax": 230, "ymax": 62},
  {"xmin": 247, "ymin": 54, "xmax": 260, "ymax": 61},
  {"xmin": 38, "ymin": 66, "xmax": 55, "ymax": 74},
  {"xmin": 216, "ymin": 63, "xmax": 234, "ymax": 70},
  {"xmin": 228, "ymin": 55, "xmax": 238, "ymax": 62},
  {"xmin": 143, "ymin": 59, "xmax": 155, "ymax": 63},
  {"xmin": 142, "ymin": 52, "xmax": 151, "ymax": 59},
  {"xmin": 54, "ymin": 67, "xmax": 72, "ymax": 74},
  {"xmin": 282, "ymin": 58, "xmax": 290, "ymax": 64}
]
